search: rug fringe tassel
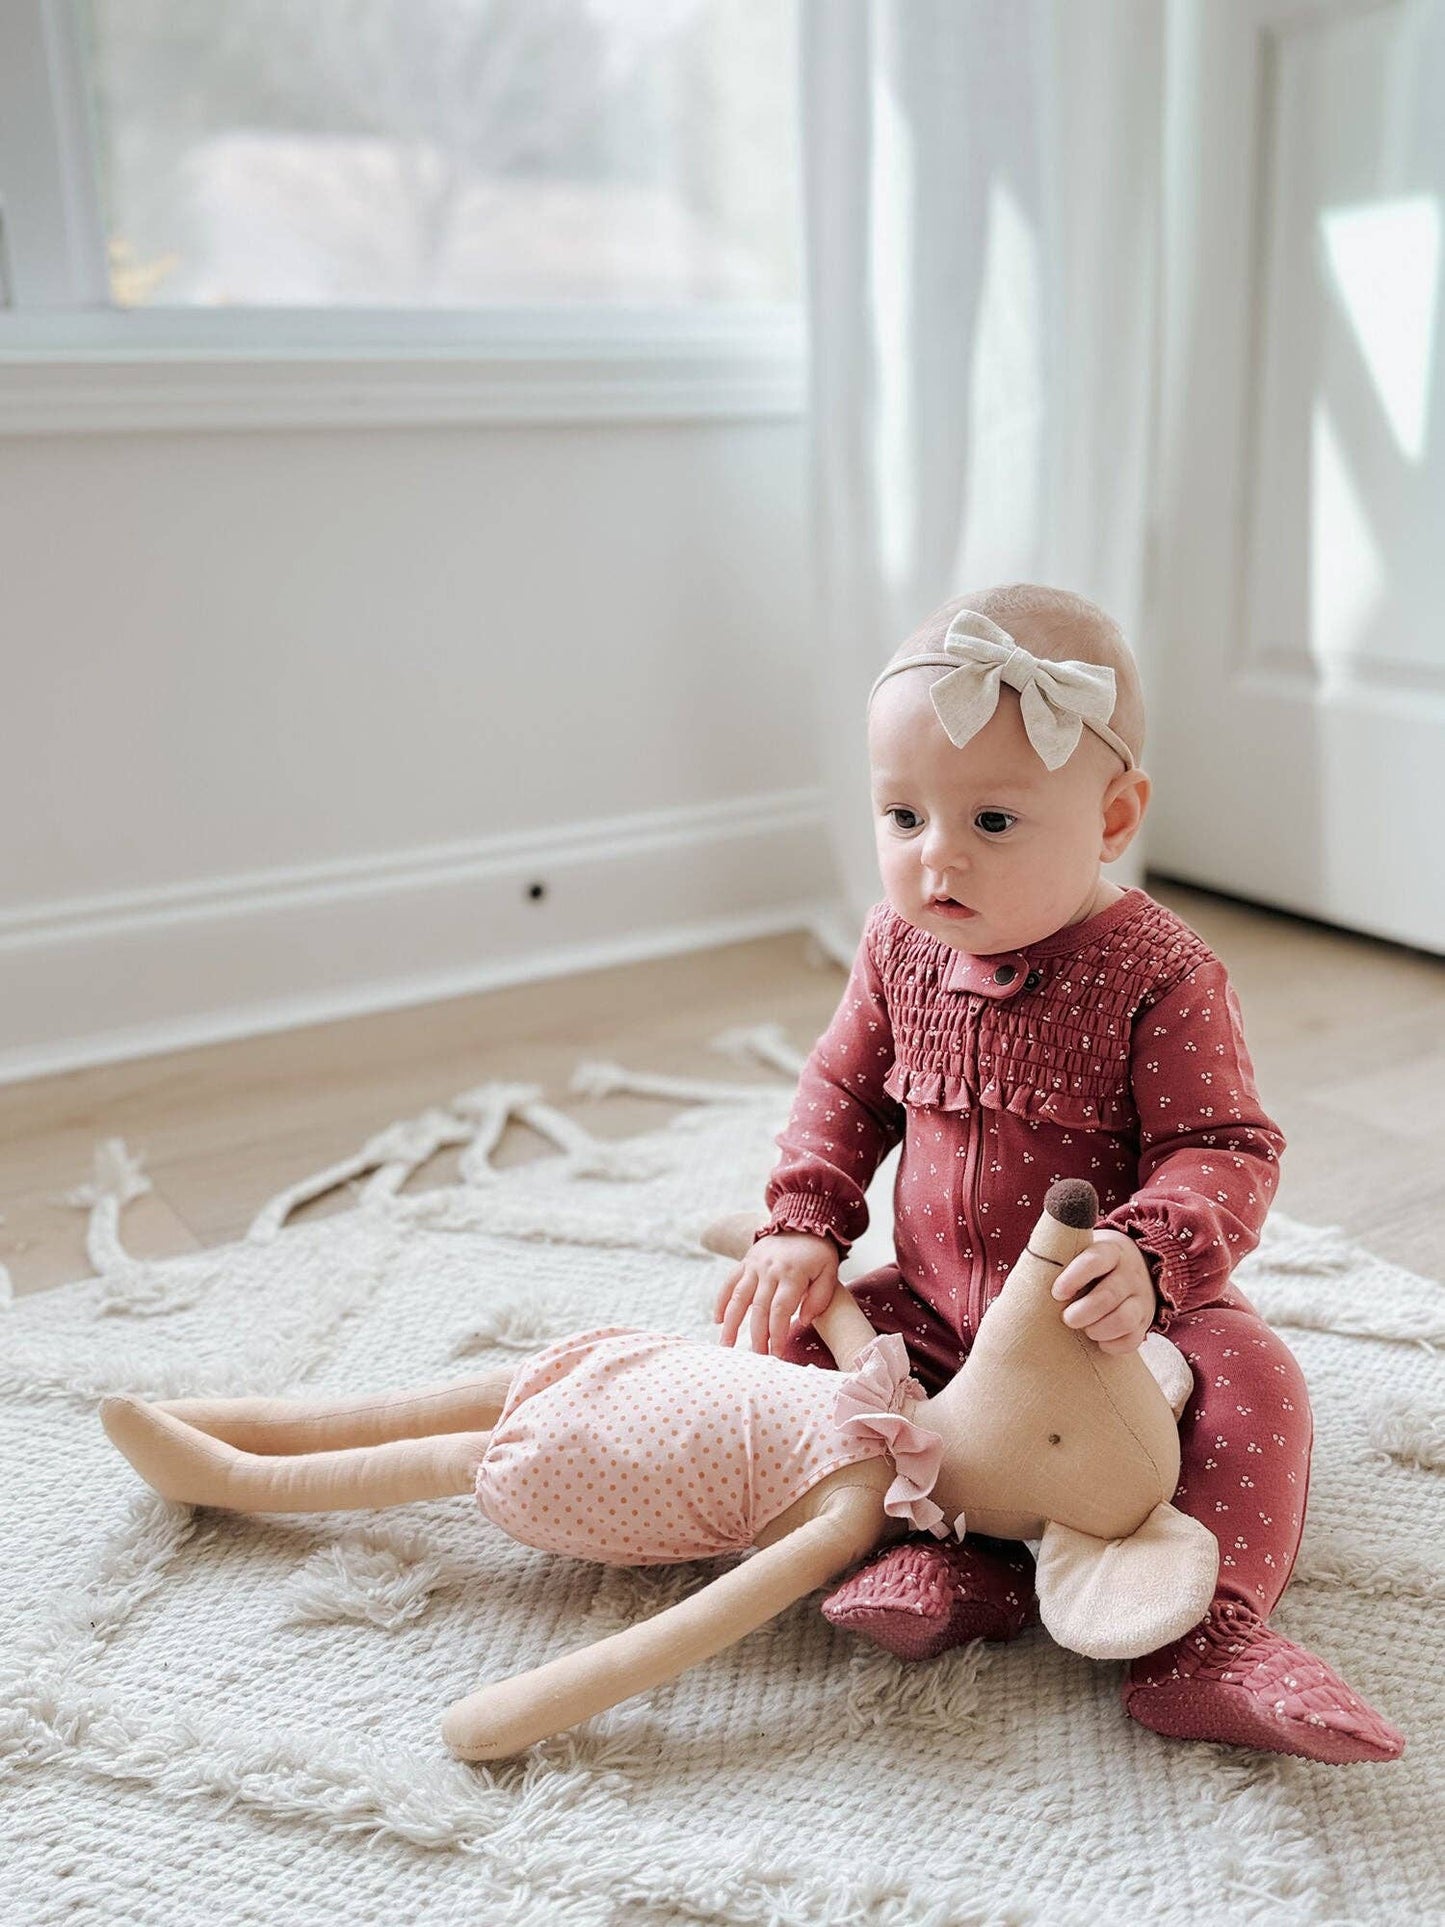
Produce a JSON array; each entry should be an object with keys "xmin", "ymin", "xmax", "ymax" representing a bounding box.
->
[
  {"xmin": 357, "ymin": 1109, "xmax": 474, "ymax": 1206},
  {"xmin": 451, "ymin": 1081, "xmax": 544, "ymax": 1185},
  {"xmin": 456, "ymin": 1077, "xmax": 666, "ymax": 1183},
  {"xmin": 51, "ymin": 1140, "xmax": 216, "ymax": 1308},
  {"xmin": 248, "ymin": 1109, "xmax": 471, "ymax": 1243},
  {"xmin": 490, "ymin": 1086, "xmax": 666, "ymax": 1181},
  {"xmin": 710, "ymin": 1023, "xmax": 807, "ymax": 1078},
  {"xmin": 569, "ymin": 1059, "xmax": 788, "ymax": 1106},
  {"xmin": 61, "ymin": 1041, "xmax": 793, "ymax": 1263},
  {"xmin": 60, "ymin": 1138, "xmax": 151, "ymax": 1274},
  {"xmin": 248, "ymin": 1075, "xmax": 665, "ymax": 1242}
]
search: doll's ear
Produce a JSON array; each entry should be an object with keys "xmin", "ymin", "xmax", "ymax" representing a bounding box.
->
[
  {"xmin": 1034, "ymin": 1504, "xmax": 1220, "ymax": 1661},
  {"xmin": 1139, "ymin": 1332, "xmax": 1194, "ymax": 1419}
]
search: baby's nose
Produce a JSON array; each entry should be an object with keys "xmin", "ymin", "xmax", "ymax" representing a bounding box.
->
[{"xmin": 921, "ymin": 823, "xmax": 969, "ymax": 874}]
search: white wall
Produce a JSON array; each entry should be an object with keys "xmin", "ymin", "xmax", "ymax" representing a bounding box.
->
[{"xmin": 0, "ymin": 415, "xmax": 824, "ymax": 1080}]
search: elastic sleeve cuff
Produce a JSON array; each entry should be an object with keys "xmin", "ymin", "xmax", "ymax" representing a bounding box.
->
[
  {"xmin": 752, "ymin": 1192, "xmax": 853, "ymax": 1259},
  {"xmin": 1103, "ymin": 1205, "xmax": 1194, "ymax": 1336}
]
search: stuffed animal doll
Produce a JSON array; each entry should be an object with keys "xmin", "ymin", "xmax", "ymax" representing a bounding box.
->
[{"xmin": 100, "ymin": 1178, "xmax": 1216, "ymax": 1761}]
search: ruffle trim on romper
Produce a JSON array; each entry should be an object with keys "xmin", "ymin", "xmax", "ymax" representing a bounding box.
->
[
  {"xmin": 881, "ymin": 1057, "xmax": 1137, "ymax": 1131},
  {"xmin": 832, "ymin": 1333, "xmax": 965, "ymax": 1540},
  {"xmin": 874, "ymin": 894, "xmax": 1216, "ymax": 1133}
]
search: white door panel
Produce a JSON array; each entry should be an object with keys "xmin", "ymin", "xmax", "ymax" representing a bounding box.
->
[{"xmin": 1152, "ymin": 0, "xmax": 1445, "ymax": 953}]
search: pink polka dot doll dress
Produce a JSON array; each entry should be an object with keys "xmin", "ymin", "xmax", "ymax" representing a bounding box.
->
[{"xmin": 474, "ymin": 1325, "xmax": 963, "ymax": 1565}]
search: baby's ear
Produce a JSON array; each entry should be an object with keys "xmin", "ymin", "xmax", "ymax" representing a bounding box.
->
[{"xmin": 1101, "ymin": 768, "xmax": 1150, "ymax": 859}]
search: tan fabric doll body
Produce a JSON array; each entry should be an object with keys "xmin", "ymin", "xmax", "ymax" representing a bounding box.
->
[
  {"xmin": 101, "ymin": 1183, "xmax": 1213, "ymax": 1762},
  {"xmin": 102, "ymin": 1294, "xmax": 911, "ymax": 1762}
]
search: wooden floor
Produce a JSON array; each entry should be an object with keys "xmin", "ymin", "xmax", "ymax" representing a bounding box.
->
[{"xmin": 3, "ymin": 877, "xmax": 1443, "ymax": 1298}]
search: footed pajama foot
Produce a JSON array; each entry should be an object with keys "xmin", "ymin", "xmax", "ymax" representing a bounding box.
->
[
  {"xmin": 823, "ymin": 1534, "xmax": 1038, "ymax": 1661},
  {"xmin": 1123, "ymin": 1599, "xmax": 1405, "ymax": 1765}
]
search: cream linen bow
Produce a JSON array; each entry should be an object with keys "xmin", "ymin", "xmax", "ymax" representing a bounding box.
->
[{"xmin": 868, "ymin": 610, "xmax": 1135, "ymax": 773}]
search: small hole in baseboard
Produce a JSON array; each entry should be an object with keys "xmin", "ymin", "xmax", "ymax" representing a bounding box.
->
[{"xmin": 526, "ymin": 881, "xmax": 547, "ymax": 902}]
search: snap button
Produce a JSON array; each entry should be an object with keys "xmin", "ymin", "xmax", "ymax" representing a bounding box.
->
[
  {"xmin": 1024, "ymin": 970, "xmax": 1042, "ymax": 991},
  {"xmin": 942, "ymin": 948, "xmax": 1030, "ymax": 997}
]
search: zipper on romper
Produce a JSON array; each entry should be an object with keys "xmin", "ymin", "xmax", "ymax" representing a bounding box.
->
[
  {"xmin": 959, "ymin": 999, "xmax": 987, "ymax": 1339},
  {"xmin": 960, "ymin": 1100, "xmax": 986, "ymax": 1339}
]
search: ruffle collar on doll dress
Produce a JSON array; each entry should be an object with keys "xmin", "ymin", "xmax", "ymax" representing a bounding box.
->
[{"xmin": 831, "ymin": 1333, "xmax": 965, "ymax": 1540}]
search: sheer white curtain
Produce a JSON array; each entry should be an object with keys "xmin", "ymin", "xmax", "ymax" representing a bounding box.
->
[{"xmin": 802, "ymin": 0, "xmax": 1166, "ymax": 945}]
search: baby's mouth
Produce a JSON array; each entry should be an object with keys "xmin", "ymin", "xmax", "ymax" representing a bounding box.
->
[{"xmin": 930, "ymin": 896, "xmax": 977, "ymax": 916}]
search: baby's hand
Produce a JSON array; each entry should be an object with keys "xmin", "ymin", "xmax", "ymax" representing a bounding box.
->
[
  {"xmin": 1050, "ymin": 1229, "xmax": 1158, "ymax": 1355},
  {"xmin": 714, "ymin": 1231, "xmax": 841, "ymax": 1356}
]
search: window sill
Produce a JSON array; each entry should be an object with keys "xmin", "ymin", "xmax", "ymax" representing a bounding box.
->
[{"xmin": 0, "ymin": 307, "xmax": 807, "ymax": 434}]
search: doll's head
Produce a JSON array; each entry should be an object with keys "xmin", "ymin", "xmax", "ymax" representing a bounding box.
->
[{"xmin": 867, "ymin": 583, "xmax": 1151, "ymax": 955}]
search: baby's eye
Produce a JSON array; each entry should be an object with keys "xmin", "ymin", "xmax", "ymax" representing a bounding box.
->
[
  {"xmin": 884, "ymin": 807, "xmax": 922, "ymax": 831},
  {"xmin": 975, "ymin": 810, "xmax": 1017, "ymax": 835}
]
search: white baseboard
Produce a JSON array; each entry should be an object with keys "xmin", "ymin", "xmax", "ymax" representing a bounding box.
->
[{"xmin": 0, "ymin": 790, "xmax": 835, "ymax": 1085}]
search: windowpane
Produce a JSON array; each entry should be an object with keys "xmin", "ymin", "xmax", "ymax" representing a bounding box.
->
[{"xmin": 78, "ymin": 0, "xmax": 800, "ymax": 309}]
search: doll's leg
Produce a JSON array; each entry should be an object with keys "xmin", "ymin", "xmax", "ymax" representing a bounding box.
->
[
  {"xmin": 782, "ymin": 1266, "xmax": 1040, "ymax": 1658},
  {"xmin": 1122, "ymin": 1305, "xmax": 1404, "ymax": 1764},
  {"xmin": 443, "ymin": 1483, "xmax": 882, "ymax": 1759},
  {"xmin": 155, "ymin": 1364, "xmax": 517, "ymax": 1453},
  {"xmin": 102, "ymin": 1395, "xmax": 490, "ymax": 1512}
]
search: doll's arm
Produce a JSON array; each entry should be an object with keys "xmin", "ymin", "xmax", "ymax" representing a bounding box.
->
[
  {"xmin": 441, "ymin": 1483, "xmax": 882, "ymax": 1761},
  {"xmin": 811, "ymin": 1288, "xmax": 880, "ymax": 1373},
  {"xmin": 705, "ymin": 1221, "xmax": 879, "ymax": 1366}
]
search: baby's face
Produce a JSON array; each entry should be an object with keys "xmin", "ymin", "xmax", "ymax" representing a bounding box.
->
[{"xmin": 868, "ymin": 675, "xmax": 1130, "ymax": 955}]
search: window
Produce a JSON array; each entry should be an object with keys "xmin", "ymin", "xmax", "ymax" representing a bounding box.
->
[{"xmin": 0, "ymin": 0, "xmax": 805, "ymax": 429}]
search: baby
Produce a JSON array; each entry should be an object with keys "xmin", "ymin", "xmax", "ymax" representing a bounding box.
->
[{"xmin": 716, "ymin": 583, "xmax": 1403, "ymax": 1765}]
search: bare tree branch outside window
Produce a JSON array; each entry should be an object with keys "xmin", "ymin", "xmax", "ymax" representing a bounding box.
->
[{"xmin": 78, "ymin": 0, "xmax": 801, "ymax": 309}]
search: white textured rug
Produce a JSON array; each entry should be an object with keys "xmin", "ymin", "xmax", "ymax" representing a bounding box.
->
[{"xmin": 2, "ymin": 1042, "xmax": 1443, "ymax": 1926}]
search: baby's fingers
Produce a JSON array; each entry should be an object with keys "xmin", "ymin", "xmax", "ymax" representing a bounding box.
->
[
  {"xmin": 1062, "ymin": 1280, "xmax": 1123, "ymax": 1330},
  {"xmin": 1051, "ymin": 1247, "xmax": 1112, "ymax": 1304},
  {"xmin": 797, "ymin": 1272, "xmax": 838, "ymax": 1324},
  {"xmin": 713, "ymin": 1262, "xmax": 744, "ymax": 1327},
  {"xmin": 748, "ymin": 1278, "xmax": 781, "ymax": 1356},
  {"xmin": 1081, "ymin": 1300, "xmax": 1148, "ymax": 1348},
  {"xmin": 718, "ymin": 1270, "xmax": 758, "ymax": 1347},
  {"xmin": 1092, "ymin": 1326, "xmax": 1148, "ymax": 1355},
  {"xmin": 768, "ymin": 1278, "xmax": 808, "ymax": 1356}
]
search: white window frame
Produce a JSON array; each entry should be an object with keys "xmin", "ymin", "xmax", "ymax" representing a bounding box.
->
[{"xmin": 0, "ymin": 0, "xmax": 806, "ymax": 434}]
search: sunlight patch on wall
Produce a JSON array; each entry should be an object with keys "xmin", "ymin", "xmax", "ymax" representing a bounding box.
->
[
  {"xmin": 1319, "ymin": 194, "xmax": 1440, "ymax": 463},
  {"xmin": 1309, "ymin": 398, "xmax": 1385, "ymax": 685}
]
